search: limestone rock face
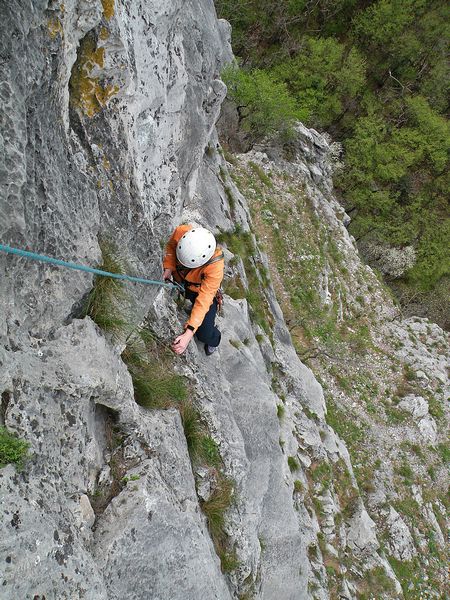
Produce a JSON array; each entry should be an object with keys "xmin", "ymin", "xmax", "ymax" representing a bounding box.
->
[
  {"xmin": 1, "ymin": 0, "xmax": 448, "ymax": 599},
  {"xmin": 385, "ymin": 507, "xmax": 417, "ymax": 561}
]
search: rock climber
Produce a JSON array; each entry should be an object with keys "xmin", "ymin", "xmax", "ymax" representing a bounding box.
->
[{"xmin": 162, "ymin": 224, "xmax": 224, "ymax": 356}]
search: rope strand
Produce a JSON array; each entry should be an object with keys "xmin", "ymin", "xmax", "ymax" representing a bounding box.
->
[{"xmin": 0, "ymin": 243, "xmax": 184, "ymax": 291}]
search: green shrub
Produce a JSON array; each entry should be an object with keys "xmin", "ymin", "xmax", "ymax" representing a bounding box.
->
[
  {"xmin": 0, "ymin": 427, "xmax": 29, "ymax": 470},
  {"xmin": 122, "ymin": 330, "xmax": 188, "ymax": 410},
  {"xmin": 201, "ymin": 477, "xmax": 235, "ymax": 570},
  {"xmin": 222, "ymin": 63, "xmax": 302, "ymax": 140},
  {"xmin": 276, "ymin": 404, "xmax": 285, "ymax": 419},
  {"xmin": 81, "ymin": 240, "xmax": 128, "ymax": 335},
  {"xmin": 288, "ymin": 456, "xmax": 299, "ymax": 472},
  {"xmin": 179, "ymin": 401, "xmax": 203, "ymax": 459},
  {"xmin": 200, "ymin": 436, "xmax": 221, "ymax": 468},
  {"xmin": 293, "ymin": 480, "xmax": 303, "ymax": 493}
]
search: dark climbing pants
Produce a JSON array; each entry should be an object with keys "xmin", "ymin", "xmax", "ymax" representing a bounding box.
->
[{"xmin": 185, "ymin": 289, "xmax": 221, "ymax": 347}]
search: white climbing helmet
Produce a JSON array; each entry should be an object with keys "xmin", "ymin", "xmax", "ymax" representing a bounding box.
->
[{"xmin": 176, "ymin": 227, "xmax": 216, "ymax": 268}]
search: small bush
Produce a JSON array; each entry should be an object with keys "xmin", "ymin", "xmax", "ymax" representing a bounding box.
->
[
  {"xmin": 222, "ymin": 63, "xmax": 302, "ymax": 140},
  {"xmin": 201, "ymin": 476, "xmax": 235, "ymax": 571},
  {"xmin": 0, "ymin": 427, "xmax": 29, "ymax": 470},
  {"xmin": 395, "ymin": 461, "xmax": 414, "ymax": 486},
  {"xmin": 122, "ymin": 332, "xmax": 188, "ymax": 410},
  {"xmin": 311, "ymin": 461, "xmax": 333, "ymax": 490},
  {"xmin": 248, "ymin": 161, "xmax": 273, "ymax": 188},
  {"xmin": 219, "ymin": 550, "xmax": 240, "ymax": 573},
  {"xmin": 179, "ymin": 401, "xmax": 203, "ymax": 459},
  {"xmin": 277, "ymin": 404, "xmax": 285, "ymax": 419},
  {"xmin": 200, "ymin": 436, "xmax": 221, "ymax": 468},
  {"xmin": 288, "ymin": 456, "xmax": 299, "ymax": 472},
  {"xmin": 82, "ymin": 240, "xmax": 128, "ymax": 335},
  {"xmin": 293, "ymin": 480, "xmax": 303, "ymax": 493}
]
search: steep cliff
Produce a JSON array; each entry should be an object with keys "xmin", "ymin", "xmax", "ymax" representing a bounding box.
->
[{"xmin": 0, "ymin": 2, "xmax": 447, "ymax": 600}]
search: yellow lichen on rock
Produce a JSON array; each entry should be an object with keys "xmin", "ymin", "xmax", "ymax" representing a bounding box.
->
[
  {"xmin": 47, "ymin": 16, "xmax": 63, "ymax": 38},
  {"xmin": 101, "ymin": 0, "xmax": 115, "ymax": 20},
  {"xmin": 69, "ymin": 35, "xmax": 118, "ymax": 118},
  {"xmin": 99, "ymin": 26, "xmax": 110, "ymax": 41}
]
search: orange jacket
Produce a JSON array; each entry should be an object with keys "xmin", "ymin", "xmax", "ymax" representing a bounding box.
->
[{"xmin": 163, "ymin": 224, "xmax": 224, "ymax": 332}]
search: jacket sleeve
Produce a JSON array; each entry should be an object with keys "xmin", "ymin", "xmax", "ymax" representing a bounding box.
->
[
  {"xmin": 163, "ymin": 224, "xmax": 191, "ymax": 271},
  {"xmin": 185, "ymin": 261, "xmax": 224, "ymax": 332}
]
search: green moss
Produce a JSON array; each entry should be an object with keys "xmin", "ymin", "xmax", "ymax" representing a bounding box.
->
[{"xmin": 0, "ymin": 427, "xmax": 30, "ymax": 470}]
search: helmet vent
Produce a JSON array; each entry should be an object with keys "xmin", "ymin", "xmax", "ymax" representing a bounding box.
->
[
  {"xmin": 202, "ymin": 254, "xmax": 206, "ymax": 258},
  {"xmin": 191, "ymin": 259, "xmax": 195, "ymax": 262},
  {"xmin": 208, "ymin": 245, "xmax": 211, "ymax": 248}
]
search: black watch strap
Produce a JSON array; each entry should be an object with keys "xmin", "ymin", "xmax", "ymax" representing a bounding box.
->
[{"xmin": 186, "ymin": 325, "xmax": 195, "ymax": 332}]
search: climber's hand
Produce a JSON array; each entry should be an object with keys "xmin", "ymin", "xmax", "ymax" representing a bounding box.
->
[
  {"xmin": 171, "ymin": 329, "xmax": 194, "ymax": 355},
  {"xmin": 162, "ymin": 268, "xmax": 173, "ymax": 282}
]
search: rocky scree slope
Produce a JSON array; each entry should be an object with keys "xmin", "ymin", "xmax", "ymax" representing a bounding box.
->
[
  {"xmin": 217, "ymin": 125, "xmax": 448, "ymax": 598},
  {"xmin": 0, "ymin": 2, "xmax": 448, "ymax": 600}
]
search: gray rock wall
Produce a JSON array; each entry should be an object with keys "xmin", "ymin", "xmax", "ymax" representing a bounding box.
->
[{"xmin": 1, "ymin": 1, "xmax": 447, "ymax": 599}]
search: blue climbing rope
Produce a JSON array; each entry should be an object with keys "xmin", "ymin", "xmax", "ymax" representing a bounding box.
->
[{"xmin": 0, "ymin": 243, "xmax": 184, "ymax": 291}]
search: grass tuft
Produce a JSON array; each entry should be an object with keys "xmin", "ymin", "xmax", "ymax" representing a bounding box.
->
[
  {"xmin": 0, "ymin": 427, "xmax": 30, "ymax": 470},
  {"xmin": 288, "ymin": 456, "xmax": 299, "ymax": 472},
  {"xmin": 81, "ymin": 240, "xmax": 128, "ymax": 335},
  {"xmin": 293, "ymin": 480, "xmax": 304, "ymax": 493},
  {"xmin": 201, "ymin": 476, "xmax": 236, "ymax": 571}
]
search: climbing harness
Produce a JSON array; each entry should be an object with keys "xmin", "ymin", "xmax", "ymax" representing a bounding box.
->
[{"xmin": 0, "ymin": 243, "xmax": 184, "ymax": 291}]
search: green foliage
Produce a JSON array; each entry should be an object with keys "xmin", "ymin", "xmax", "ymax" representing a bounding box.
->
[
  {"xmin": 200, "ymin": 477, "xmax": 235, "ymax": 571},
  {"xmin": 272, "ymin": 37, "xmax": 366, "ymax": 127},
  {"xmin": 123, "ymin": 346, "xmax": 187, "ymax": 409},
  {"xmin": 288, "ymin": 456, "xmax": 299, "ymax": 472},
  {"xmin": 222, "ymin": 63, "xmax": 303, "ymax": 140},
  {"xmin": 217, "ymin": 0, "xmax": 450, "ymax": 303},
  {"xmin": 387, "ymin": 556, "xmax": 423, "ymax": 599},
  {"xmin": 179, "ymin": 401, "xmax": 203, "ymax": 458},
  {"xmin": 122, "ymin": 474, "xmax": 140, "ymax": 483},
  {"xmin": 360, "ymin": 566, "xmax": 396, "ymax": 597},
  {"xmin": 200, "ymin": 436, "xmax": 221, "ymax": 468},
  {"xmin": 395, "ymin": 461, "xmax": 414, "ymax": 486},
  {"xmin": 248, "ymin": 161, "xmax": 273, "ymax": 188},
  {"xmin": 311, "ymin": 461, "xmax": 333, "ymax": 490},
  {"xmin": 276, "ymin": 404, "xmax": 285, "ymax": 419},
  {"xmin": 81, "ymin": 240, "xmax": 128, "ymax": 335},
  {"xmin": 293, "ymin": 479, "xmax": 303, "ymax": 493},
  {"xmin": 0, "ymin": 427, "xmax": 29, "ymax": 470},
  {"xmin": 436, "ymin": 443, "xmax": 449, "ymax": 464},
  {"xmin": 217, "ymin": 226, "xmax": 273, "ymax": 336}
]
